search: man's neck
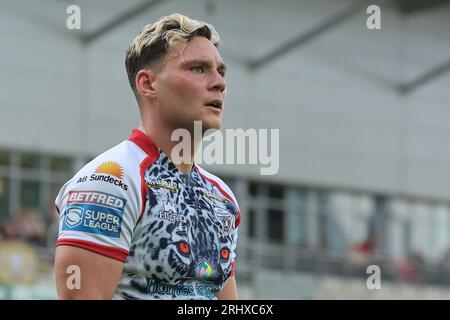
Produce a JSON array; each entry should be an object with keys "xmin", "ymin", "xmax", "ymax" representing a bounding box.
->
[{"xmin": 138, "ymin": 121, "xmax": 201, "ymax": 174}]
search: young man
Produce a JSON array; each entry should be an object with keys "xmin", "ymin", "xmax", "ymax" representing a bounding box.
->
[{"xmin": 54, "ymin": 13, "xmax": 240, "ymax": 300}]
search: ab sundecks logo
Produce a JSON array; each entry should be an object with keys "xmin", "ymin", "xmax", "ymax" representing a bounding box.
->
[{"xmin": 77, "ymin": 161, "xmax": 128, "ymax": 190}]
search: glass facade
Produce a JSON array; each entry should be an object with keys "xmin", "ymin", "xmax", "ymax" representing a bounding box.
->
[
  {"xmin": 220, "ymin": 175, "xmax": 450, "ymax": 287},
  {"xmin": 0, "ymin": 149, "xmax": 77, "ymax": 228}
]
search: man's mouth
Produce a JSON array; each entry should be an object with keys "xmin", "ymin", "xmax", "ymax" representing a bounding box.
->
[{"xmin": 205, "ymin": 99, "xmax": 223, "ymax": 110}]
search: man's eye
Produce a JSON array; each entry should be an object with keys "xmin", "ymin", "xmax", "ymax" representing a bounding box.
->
[{"xmin": 191, "ymin": 66, "xmax": 204, "ymax": 73}]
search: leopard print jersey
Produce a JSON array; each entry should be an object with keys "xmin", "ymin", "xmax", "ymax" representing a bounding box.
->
[{"xmin": 114, "ymin": 150, "xmax": 239, "ymax": 300}]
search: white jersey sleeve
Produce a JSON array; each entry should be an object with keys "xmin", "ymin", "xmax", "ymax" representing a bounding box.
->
[{"xmin": 55, "ymin": 140, "xmax": 152, "ymax": 262}]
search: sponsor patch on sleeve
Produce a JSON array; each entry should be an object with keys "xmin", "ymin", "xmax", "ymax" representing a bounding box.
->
[{"xmin": 62, "ymin": 191, "xmax": 127, "ymax": 238}]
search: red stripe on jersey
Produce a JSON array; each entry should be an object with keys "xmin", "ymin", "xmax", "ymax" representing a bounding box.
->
[
  {"xmin": 57, "ymin": 238, "xmax": 128, "ymax": 263},
  {"xmin": 137, "ymin": 155, "xmax": 158, "ymax": 223},
  {"xmin": 128, "ymin": 128, "xmax": 160, "ymax": 224},
  {"xmin": 230, "ymin": 260, "xmax": 236, "ymax": 277},
  {"xmin": 128, "ymin": 129, "xmax": 159, "ymax": 157}
]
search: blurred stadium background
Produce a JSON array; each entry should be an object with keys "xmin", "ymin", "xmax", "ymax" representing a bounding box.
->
[{"xmin": 1, "ymin": 0, "xmax": 450, "ymax": 299}]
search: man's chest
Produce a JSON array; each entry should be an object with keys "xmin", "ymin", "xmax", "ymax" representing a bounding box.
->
[{"xmin": 127, "ymin": 174, "xmax": 238, "ymax": 285}]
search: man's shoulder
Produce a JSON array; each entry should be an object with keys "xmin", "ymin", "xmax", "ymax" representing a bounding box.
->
[
  {"xmin": 54, "ymin": 138, "xmax": 149, "ymax": 258},
  {"xmin": 58, "ymin": 139, "xmax": 151, "ymax": 202},
  {"xmin": 75, "ymin": 139, "xmax": 149, "ymax": 179}
]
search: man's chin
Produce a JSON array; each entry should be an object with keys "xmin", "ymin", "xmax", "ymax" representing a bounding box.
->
[
  {"xmin": 202, "ymin": 120, "xmax": 222, "ymax": 133},
  {"xmin": 200, "ymin": 115, "xmax": 222, "ymax": 131}
]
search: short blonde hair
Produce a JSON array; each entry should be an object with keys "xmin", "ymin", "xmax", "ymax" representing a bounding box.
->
[{"xmin": 125, "ymin": 13, "xmax": 220, "ymax": 97}]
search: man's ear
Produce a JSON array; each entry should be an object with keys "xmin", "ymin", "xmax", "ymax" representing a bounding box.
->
[{"xmin": 135, "ymin": 69, "xmax": 157, "ymax": 99}]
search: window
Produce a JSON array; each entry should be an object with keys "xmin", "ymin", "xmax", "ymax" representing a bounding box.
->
[
  {"xmin": 267, "ymin": 208, "xmax": 284, "ymax": 243},
  {"xmin": 328, "ymin": 193, "xmax": 352, "ymax": 254},
  {"xmin": 389, "ymin": 199, "xmax": 411, "ymax": 260},
  {"xmin": 49, "ymin": 155, "xmax": 72, "ymax": 172},
  {"xmin": 20, "ymin": 152, "xmax": 40, "ymax": 169},
  {"xmin": 410, "ymin": 203, "xmax": 431, "ymax": 261},
  {"xmin": 285, "ymin": 189, "xmax": 306, "ymax": 245},
  {"xmin": 0, "ymin": 177, "xmax": 10, "ymax": 227},
  {"xmin": 248, "ymin": 181, "xmax": 258, "ymax": 197},
  {"xmin": 317, "ymin": 192, "xmax": 329, "ymax": 250},
  {"xmin": 20, "ymin": 179, "xmax": 40, "ymax": 209},
  {"xmin": 0, "ymin": 150, "xmax": 10, "ymax": 167},
  {"xmin": 248, "ymin": 208, "xmax": 256, "ymax": 238},
  {"xmin": 373, "ymin": 196, "xmax": 389, "ymax": 255},
  {"xmin": 431, "ymin": 205, "xmax": 450, "ymax": 262},
  {"xmin": 268, "ymin": 184, "xmax": 284, "ymax": 199}
]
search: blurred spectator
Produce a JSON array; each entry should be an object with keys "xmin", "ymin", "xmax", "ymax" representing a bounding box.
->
[
  {"xmin": 0, "ymin": 225, "xmax": 6, "ymax": 240},
  {"xmin": 3, "ymin": 208, "xmax": 47, "ymax": 247},
  {"xmin": 395, "ymin": 249, "xmax": 425, "ymax": 283},
  {"xmin": 46, "ymin": 204, "xmax": 59, "ymax": 249},
  {"xmin": 438, "ymin": 249, "xmax": 450, "ymax": 270},
  {"xmin": 409, "ymin": 250, "xmax": 425, "ymax": 267},
  {"xmin": 0, "ymin": 240, "xmax": 40, "ymax": 286},
  {"xmin": 395, "ymin": 259, "xmax": 417, "ymax": 282},
  {"xmin": 348, "ymin": 234, "xmax": 377, "ymax": 265}
]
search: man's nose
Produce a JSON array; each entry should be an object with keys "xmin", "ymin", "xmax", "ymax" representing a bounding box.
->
[{"xmin": 209, "ymin": 71, "xmax": 226, "ymax": 92}]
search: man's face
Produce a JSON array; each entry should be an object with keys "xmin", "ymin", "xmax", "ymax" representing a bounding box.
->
[{"xmin": 153, "ymin": 36, "xmax": 227, "ymax": 133}]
